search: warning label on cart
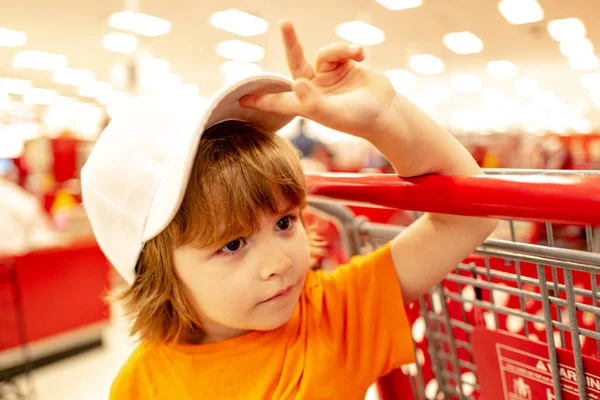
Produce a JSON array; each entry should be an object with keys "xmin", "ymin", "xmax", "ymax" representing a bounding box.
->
[{"xmin": 472, "ymin": 328, "xmax": 600, "ymax": 400}]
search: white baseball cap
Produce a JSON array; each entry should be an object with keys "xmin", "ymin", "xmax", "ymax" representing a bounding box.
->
[{"xmin": 81, "ymin": 73, "xmax": 295, "ymax": 284}]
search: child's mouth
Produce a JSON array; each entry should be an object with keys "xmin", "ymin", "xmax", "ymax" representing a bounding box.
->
[{"xmin": 261, "ymin": 283, "xmax": 296, "ymax": 303}]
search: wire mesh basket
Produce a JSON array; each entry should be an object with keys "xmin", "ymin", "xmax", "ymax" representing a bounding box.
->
[{"xmin": 306, "ymin": 169, "xmax": 600, "ymax": 400}]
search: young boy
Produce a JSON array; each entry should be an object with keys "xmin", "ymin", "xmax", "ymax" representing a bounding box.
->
[{"xmin": 82, "ymin": 20, "xmax": 497, "ymax": 399}]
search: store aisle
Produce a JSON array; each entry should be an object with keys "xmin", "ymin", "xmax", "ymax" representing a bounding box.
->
[{"xmin": 26, "ymin": 316, "xmax": 136, "ymax": 400}]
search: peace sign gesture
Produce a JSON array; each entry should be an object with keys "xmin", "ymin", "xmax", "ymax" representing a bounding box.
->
[{"xmin": 240, "ymin": 20, "xmax": 399, "ymax": 140}]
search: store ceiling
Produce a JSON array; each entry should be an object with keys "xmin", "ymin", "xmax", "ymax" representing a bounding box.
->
[{"xmin": 1, "ymin": 0, "xmax": 600, "ymax": 131}]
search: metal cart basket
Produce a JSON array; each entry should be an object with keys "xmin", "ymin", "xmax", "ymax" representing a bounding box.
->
[{"xmin": 306, "ymin": 169, "xmax": 600, "ymax": 400}]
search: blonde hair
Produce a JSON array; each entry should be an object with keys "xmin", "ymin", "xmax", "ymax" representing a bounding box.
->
[{"xmin": 110, "ymin": 120, "xmax": 320, "ymax": 344}]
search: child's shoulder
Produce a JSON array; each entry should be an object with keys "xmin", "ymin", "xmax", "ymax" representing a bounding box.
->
[
  {"xmin": 308, "ymin": 244, "xmax": 393, "ymax": 282},
  {"xmin": 110, "ymin": 342, "xmax": 156, "ymax": 398},
  {"xmin": 302, "ymin": 243, "xmax": 394, "ymax": 300}
]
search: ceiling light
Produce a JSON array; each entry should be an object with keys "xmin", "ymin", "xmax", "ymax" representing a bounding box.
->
[
  {"xmin": 148, "ymin": 57, "xmax": 170, "ymax": 72},
  {"xmin": 147, "ymin": 73, "xmax": 183, "ymax": 95},
  {"xmin": 513, "ymin": 78, "xmax": 539, "ymax": 95},
  {"xmin": 487, "ymin": 60, "xmax": 517, "ymax": 79},
  {"xmin": 498, "ymin": 0, "xmax": 543, "ymax": 25},
  {"xmin": 404, "ymin": 92, "xmax": 437, "ymax": 114},
  {"xmin": 181, "ymin": 83, "xmax": 199, "ymax": 97},
  {"xmin": 108, "ymin": 11, "xmax": 135, "ymax": 31},
  {"xmin": 221, "ymin": 61, "xmax": 262, "ymax": 78},
  {"xmin": 78, "ymin": 81, "xmax": 113, "ymax": 98},
  {"xmin": 451, "ymin": 74, "xmax": 481, "ymax": 93},
  {"xmin": 53, "ymin": 68, "xmax": 95, "ymax": 86},
  {"xmin": 561, "ymin": 39, "xmax": 595, "ymax": 61},
  {"xmin": 569, "ymin": 54, "xmax": 600, "ymax": 71},
  {"xmin": 443, "ymin": 31, "xmax": 483, "ymax": 55},
  {"xmin": 451, "ymin": 108, "xmax": 480, "ymax": 131},
  {"xmin": 108, "ymin": 11, "xmax": 171, "ymax": 37},
  {"xmin": 590, "ymin": 90, "xmax": 600, "ymax": 109},
  {"xmin": 0, "ymin": 27, "xmax": 26, "ymax": 47},
  {"xmin": 559, "ymin": 38, "xmax": 594, "ymax": 59},
  {"xmin": 141, "ymin": 57, "xmax": 171, "ymax": 78},
  {"xmin": 482, "ymin": 88, "xmax": 509, "ymax": 104},
  {"xmin": 0, "ymin": 78, "xmax": 32, "ymax": 94},
  {"xmin": 106, "ymin": 96, "xmax": 132, "ymax": 120},
  {"xmin": 532, "ymin": 91, "xmax": 560, "ymax": 108},
  {"xmin": 568, "ymin": 100, "xmax": 589, "ymax": 116},
  {"xmin": 581, "ymin": 73, "xmax": 600, "ymax": 89},
  {"xmin": 175, "ymin": 95, "xmax": 209, "ymax": 115},
  {"xmin": 103, "ymin": 32, "xmax": 137, "ymax": 54},
  {"xmin": 131, "ymin": 13, "xmax": 171, "ymax": 37},
  {"xmin": 98, "ymin": 90, "xmax": 129, "ymax": 107},
  {"xmin": 217, "ymin": 40, "xmax": 265, "ymax": 62},
  {"xmin": 24, "ymin": 88, "xmax": 59, "ymax": 105},
  {"xmin": 336, "ymin": 21, "xmax": 385, "ymax": 45},
  {"xmin": 0, "ymin": 91, "xmax": 9, "ymax": 108},
  {"xmin": 163, "ymin": 73, "xmax": 181, "ymax": 87},
  {"xmin": 375, "ymin": 0, "xmax": 422, "ymax": 10},
  {"xmin": 109, "ymin": 62, "xmax": 129, "ymax": 89},
  {"xmin": 548, "ymin": 18, "xmax": 586, "ymax": 42},
  {"xmin": 409, "ymin": 54, "xmax": 444, "ymax": 74},
  {"xmin": 13, "ymin": 50, "xmax": 67, "ymax": 71},
  {"xmin": 210, "ymin": 9, "xmax": 268, "ymax": 37},
  {"xmin": 423, "ymin": 84, "xmax": 452, "ymax": 103},
  {"xmin": 56, "ymin": 96, "xmax": 78, "ymax": 104},
  {"xmin": 384, "ymin": 69, "xmax": 416, "ymax": 93}
]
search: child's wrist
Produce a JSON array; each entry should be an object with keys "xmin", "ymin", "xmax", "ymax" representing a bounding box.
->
[{"xmin": 367, "ymin": 93, "xmax": 409, "ymax": 144}]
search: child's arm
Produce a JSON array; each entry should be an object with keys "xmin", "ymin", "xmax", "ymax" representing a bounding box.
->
[
  {"xmin": 240, "ymin": 20, "xmax": 498, "ymax": 304},
  {"xmin": 374, "ymin": 95, "xmax": 498, "ymax": 303}
]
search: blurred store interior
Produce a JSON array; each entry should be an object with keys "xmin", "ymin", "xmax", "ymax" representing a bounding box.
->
[{"xmin": 1, "ymin": 0, "xmax": 600, "ymax": 399}]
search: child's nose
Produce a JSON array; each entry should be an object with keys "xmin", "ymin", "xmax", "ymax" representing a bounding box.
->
[{"xmin": 259, "ymin": 246, "xmax": 293, "ymax": 280}]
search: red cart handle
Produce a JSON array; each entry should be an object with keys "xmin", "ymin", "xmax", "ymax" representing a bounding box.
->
[{"xmin": 306, "ymin": 172, "xmax": 600, "ymax": 226}]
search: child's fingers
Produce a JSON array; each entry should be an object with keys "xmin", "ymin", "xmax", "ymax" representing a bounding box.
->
[
  {"xmin": 279, "ymin": 20, "xmax": 315, "ymax": 80},
  {"xmin": 313, "ymin": 61, "xmax": 354, "ymax": 87},
  {"xmin": 239, "ymin": 92, "xmax": 302, "ymax": 116},
  {"xmin": 315, "ymin": 43, "xmax": 364, "ymax": 73},
  {"xmin": 240, "ymin": 79, "xmax": 331, "ymax": 121},
  {"xmin": 292, "ymin": 78, "xmax": 331, "ymax": 121}
]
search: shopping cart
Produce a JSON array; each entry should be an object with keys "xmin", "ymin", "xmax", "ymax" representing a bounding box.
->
[
  {"xmin": 0, "ymin": 257, "xmax": 34, "ymax": 399},
  {"xmin": 305, "ymin": 169, "xmax": 600, "ymax": 400}
]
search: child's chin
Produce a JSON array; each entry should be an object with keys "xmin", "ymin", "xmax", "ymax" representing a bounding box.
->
[{"xmin": 256, "ymin": 307, "xmax": 297, "ymax": 331}]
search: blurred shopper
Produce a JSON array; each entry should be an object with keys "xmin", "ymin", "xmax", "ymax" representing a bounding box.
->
[{"xmin": 0, "ymin": 167, "xmax": 61, "ymax": 255}]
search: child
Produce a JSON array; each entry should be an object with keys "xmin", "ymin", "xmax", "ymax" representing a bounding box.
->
[{"xmin": 82, "ymin": 20, "xmax": 497, "ymax": 399}]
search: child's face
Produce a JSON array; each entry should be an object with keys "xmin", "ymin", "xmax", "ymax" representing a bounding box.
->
[{"xmin": 173, "ymin": 205, "xmax": 310, "ymax": 342}]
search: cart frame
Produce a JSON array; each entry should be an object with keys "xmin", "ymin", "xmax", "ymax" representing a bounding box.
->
[{"xmin": 306, "ymin": 169, "xmax": 600, "ymax": 400}]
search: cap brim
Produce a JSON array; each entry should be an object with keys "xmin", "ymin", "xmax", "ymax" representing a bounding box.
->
[
  {"xmin": 143, "ymin": 73, "xmax": 296, "ymax": 241},
  {"xmin": 205, "ymin": 73, "xmax": 294, "ymax": 133}
]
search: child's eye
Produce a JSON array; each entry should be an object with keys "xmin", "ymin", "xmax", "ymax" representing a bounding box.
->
[
  {"xmin": 218, "ymin": 238, "xmax": 246, "ymax": 255},
  {"xmin": 276, "ymin": 215, "xmax": 297, "ymax": 231}
]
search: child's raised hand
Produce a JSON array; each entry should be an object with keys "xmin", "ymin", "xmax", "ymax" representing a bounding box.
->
[{"xmin": 239, "ymin": 20, "xmax": 398, "ymax": 140}]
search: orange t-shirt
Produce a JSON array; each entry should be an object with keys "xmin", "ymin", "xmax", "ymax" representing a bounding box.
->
[{"xmin": 110, "ymin": 244, "xmax": 415, "ymax": 399}]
